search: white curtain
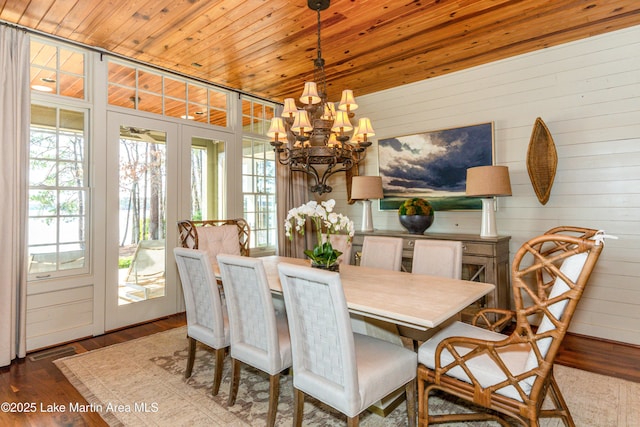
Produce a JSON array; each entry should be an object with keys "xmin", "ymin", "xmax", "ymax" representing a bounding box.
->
[{"xmin": 0, "ymin": 25, "xmax": 30, "ymax": 367}]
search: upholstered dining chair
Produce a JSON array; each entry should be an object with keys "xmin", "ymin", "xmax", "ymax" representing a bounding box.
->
[
  {"xmin": 278, "ymin": 262, "xmax": 418, "ymax": 427},
  {"xmin": 411, "ymin": 239, "xmax": 463, "ymax": 278},
  {"xmin": 173, "ymin": 247, "xmax": 229, "ymax": 396},
  {"xmin": 322, "ymin": 233, "xmax": 353, "ymax": 265},
  {"xmin": 359, "ymin": 235, "xmax": 403, "ymax": 270},
  {"xmin": 400, "ymin": 239, "xmax": 464, "ymax": 350},
  {"xmin": 177, "ymin": 219, "xmax": 250, "ymax": 275},
  {"xmin": 217, "ymin": 254, "xmax": 292, "ymax": 427},
  {"xmin": 417, "ymin": 227, "xmax": 606, "ymax": 426}
]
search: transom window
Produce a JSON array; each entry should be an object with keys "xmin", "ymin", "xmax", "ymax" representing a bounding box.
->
[
  {"xmin": 107, "ymin": 60, "xmax": 229, "ymax": 127},
  {"xmin": 30, "ymin": 37, "xmax": 86, "ymax": 99}
]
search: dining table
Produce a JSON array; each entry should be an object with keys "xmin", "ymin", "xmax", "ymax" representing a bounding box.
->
[{"xmin": 245, "ymin": 255, "xmax": 495, "ymax": 332}]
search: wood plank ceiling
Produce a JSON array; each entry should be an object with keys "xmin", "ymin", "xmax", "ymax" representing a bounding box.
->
[{"xmin": 2, "ymin": 0, "xmax": 639, "ymax": 104}]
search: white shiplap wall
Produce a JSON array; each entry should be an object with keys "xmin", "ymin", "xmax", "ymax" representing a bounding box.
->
[{"xmin": 330, "ymin": 25, "xmax": 640, "ymax": 345}]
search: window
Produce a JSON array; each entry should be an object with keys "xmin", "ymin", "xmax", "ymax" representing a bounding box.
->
[
  {"xmin": 241, "ymin": 96, "xmax": 278, "ymax": 251},
  {"xmin": 242, "ymin": 137, "xmax": 276, "ymax": 251},
  {"xmin": 30, "ymin": 38, "xmax": 85, "ymax": 99},
  {"xmin": 28, "ymin": 105, "xmax": 89, "ymax": 279},
  {"xmin": 107, "ymin": 60, "xmax": 229, "ymax": 127}
]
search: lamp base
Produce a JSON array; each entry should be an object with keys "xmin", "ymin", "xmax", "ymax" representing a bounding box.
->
[
  {"xmin": 479, "ymin": 198, "xmax": 498, "ymax": 238},
  {"xmin": 360, "ymin": 199, "xmax": 374, "ymax": 232}
]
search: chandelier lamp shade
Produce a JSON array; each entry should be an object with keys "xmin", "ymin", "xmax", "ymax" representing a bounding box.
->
[
  {"xmin": 268, "ymin": 0, "xmax": 375, "ymax": 195},
  {"xmin": 465, "ymin": 165, "xmax": 512, "ymax": 238}
]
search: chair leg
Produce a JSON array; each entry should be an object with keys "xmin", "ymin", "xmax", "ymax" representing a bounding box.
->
[
  {"xmin": 418, "ymin": 372, "xmax": 427, "ymax": 426},
  {"xmin": 212, "ymin": 347, "xmax": 225, "ymax": 396},
  {"xmin": 266, "ymin": 374, "xmax": 280, "ymax": 427},
  {"xmin": 185, "ymin": 337, "xmax": 196, "ymax": 378},
  {"xmin": 347, "ymin": 415, "xmax": 359, "ymax": 427},
  {"xmin": 406, "ymin": 378, "xmax": 417, "ymax": 427},
  {"xmin": 227, "ymin": 358, "xmax": 241, "ymax": 405},
  {"xmin": 541, "ymin": 374, "xmax": 576, "ymax": 427},
  {"xmin": 293, "ymin": 388, "xmax": 305, "ymax": 427}
]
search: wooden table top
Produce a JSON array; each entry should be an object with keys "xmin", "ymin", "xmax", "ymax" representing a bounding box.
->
[{"xmin": 257, "ymin": 256, "xmax": 495, "ymax": 331}]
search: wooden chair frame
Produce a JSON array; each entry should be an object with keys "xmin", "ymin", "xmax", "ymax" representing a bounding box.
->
[
  {"xmin": 417, "ymin": 227, "xmax": 605, "ymax": 427},
  {"xmin": 177, "ymin": 219, "xmax": 250, "ymax": 256}
]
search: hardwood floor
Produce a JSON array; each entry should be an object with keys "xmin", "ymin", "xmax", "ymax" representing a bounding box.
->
[{"xmin": 1, "ymin": 312, "xmax": 638, "ymax": 426}]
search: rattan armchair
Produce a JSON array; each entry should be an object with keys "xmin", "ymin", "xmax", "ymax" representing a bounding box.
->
[
  {"xmin": 417, "ymin": 227, "xmax": 606, "ymax": 426},
  {"xmin": 177, "ymin": 219, "xmax": 250, "ymax": 256}
]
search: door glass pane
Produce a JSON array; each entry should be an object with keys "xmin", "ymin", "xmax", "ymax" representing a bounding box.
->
[
  {"xmin": 118, "ymin": 126, "xmax": 167, "ymax": 304},
  {"xmin": 190, "ymin": 137, "xmax": 225, "ymax": 220}
]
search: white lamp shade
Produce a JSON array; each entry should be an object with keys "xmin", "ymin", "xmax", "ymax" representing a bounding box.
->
[
  {"xmin": 291, "ymin": 110, "xmax": 313, "ymax": 133},
  {"xmin": 466, "ymin": 166, "xmax": 512, "ymax": 197},
  {"xmin": 331, "ymin": 110, "xmax": 353, "ymax": 133},
  {"xmin": 338, "ymin": 89, "xmax": 358, "ymax": 112},
  {"xmin": 281, "ymin": 98, "xmax": 298, "ymax": 118},
  {"xmin": 300, "ymin": 82, "xmax": 321, "ymax": 105},
  {"xmin": 267, "ymin": 117, "xmax": 286, "ymax": 139},
  {"xmin": 351, "ymin": 176, "xmax": 383, "ymax": 200},
  {"xmin": 354, "ymin": 117, "xmax": 375, "ymax": 140}
]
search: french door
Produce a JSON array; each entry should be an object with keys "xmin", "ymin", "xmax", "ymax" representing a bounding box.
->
[{"xmin": 105, "ymin": 112, "xmax": 180, "ymax": 330}]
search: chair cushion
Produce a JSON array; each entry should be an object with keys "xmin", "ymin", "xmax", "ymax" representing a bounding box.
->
[
  {"xmin": 354, "ymin": 333, "xmax": 417, "ymax": 413},
  {"xmin": 523, "ymin": 252, "xmax": 588, "ymax": 376},
  {"xmin": 198, "ymin": 225, "xmax": 241, "ymax": 265},
  {"xmin": 299, "ymin": 332, "xmax": 417, "ymax": 417},
  {"xmin": 418, "ymin": 321, "xmax": 531, "ymax": 401}
]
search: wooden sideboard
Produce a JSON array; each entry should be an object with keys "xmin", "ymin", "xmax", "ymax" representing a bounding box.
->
[{"xmin": 351, "ymin": 230, "xmax": 511, "ymax": 322}]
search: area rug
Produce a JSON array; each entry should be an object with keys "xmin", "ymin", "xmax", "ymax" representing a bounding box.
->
[{"xmin": 54, "ymin": 327, "xmax": 639, "ymax": 426}]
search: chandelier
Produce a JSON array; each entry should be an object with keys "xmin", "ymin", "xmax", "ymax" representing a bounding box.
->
[{"xmin": 268, "ymin": 0, "xmax": 375, "ymax": 195}]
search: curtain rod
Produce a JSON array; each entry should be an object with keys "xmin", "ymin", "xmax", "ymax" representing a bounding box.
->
[{"xmin": 0, "ymin": 19, "xmax": 279, "ymax": 106}]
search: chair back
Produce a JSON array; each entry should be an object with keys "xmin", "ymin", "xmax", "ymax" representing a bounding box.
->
[
  {"xmin": 512, "ymin": 227, "xmax": 604, "ymax": 394},
  {"xmin": 411, "ymin": 239, "xmax": 462, "ymax": 278},
  {"xmin": 173, "ymin": 248, "xmax": 228, "ymax": 348},
  {"xmin": 277, "ymin": 263, "xmax": 360, "ymax": 412},
  {"xmin": 360, "ymin": 236, "xmax": 403, "ymax": 270},
  {"xmin": 178, "ymin": 219, "xmax": 250, "ymax": 256},
  {"xmin": 217, "ymin": 254, "xmax": 289, "ymax": 374},
  {"xmin": 321, "ymin": 233, "xmax": 352, "ymax": 265}
]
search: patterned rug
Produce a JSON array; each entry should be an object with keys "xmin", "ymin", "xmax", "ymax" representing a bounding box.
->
[{"xmin": 54, "ymin": 327, "xmax": 639, "ymax": 426}]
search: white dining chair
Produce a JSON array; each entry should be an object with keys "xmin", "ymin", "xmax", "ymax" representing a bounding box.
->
[
  {"xmin": 411, "ymin": 239, "xmax": 463, "ymax": 278},
  {"xmin": 322, "ymin": 233, "xmax": 353, "ymax": 265},
  {"xmin": 278, "ymin": 262, "xmax": 417, "ymax": 427},
  {"xmin": 359, "ymin": 235, "xmax": 403, "ymax": 270},
  {"xmin": 216, "ymin": 254, "xmax": 292, "ymax": 427},
  {"xmin": 173, "ymin": 247, "xmax": 229, "ymax": 396},
  {"xmin": 402, "ymin": 239, "xmax": 464, "ymax": 349}
]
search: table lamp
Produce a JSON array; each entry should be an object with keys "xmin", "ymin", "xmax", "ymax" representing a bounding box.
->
[
  {"xmin": 351, "ymin": 176, "xmax": 384, "ymax": 232},
  {"xmin": 465, "ymin": 166, "xmax": 512, "ymax": 238}
]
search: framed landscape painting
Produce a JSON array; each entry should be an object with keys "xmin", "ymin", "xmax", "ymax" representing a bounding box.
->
[{"xmin": 378, "ymin": 122, "xmax": 494, "ymax": 211}]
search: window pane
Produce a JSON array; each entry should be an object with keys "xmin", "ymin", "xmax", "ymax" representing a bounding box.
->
[
  {"xmin": 59, "ymin": 217, "xmax": 84, "ymax": 243},
  {"xmin": 28, "ymin": 218, "xmax": 57, "ymax": 245},
  {"xmin": 138, "ymin": 70, "xmax": 162, "ymax": 94},
  {"xmin": 59, "ymin": 190, "xmax": 85, "ymax": 216},
  {"xmin": 29, "ymin": 190, "xmax": 56, "ymax": 216},
  {"xmin": 29, "ymin": 160, "xmax": 57, "ymax": 186}
]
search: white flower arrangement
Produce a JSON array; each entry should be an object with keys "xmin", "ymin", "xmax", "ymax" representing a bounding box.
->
[{"xmin": 285, "ymin": 199, "xmax": 354, "ymax": 267}]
